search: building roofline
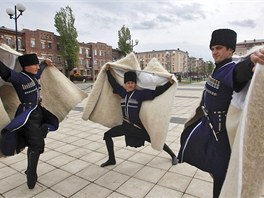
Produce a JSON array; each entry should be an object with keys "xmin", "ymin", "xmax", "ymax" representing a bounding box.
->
[
  {"xmin": 0, "ymin": 26, "xmax": 23, "ymax": 34},
  {"xmin": 237, "ymin": 39, "xmax": 264, "ymax": 44},
  {"xmin": 136, "ymin": 48, "xmax": 188, "ymax": 54}
]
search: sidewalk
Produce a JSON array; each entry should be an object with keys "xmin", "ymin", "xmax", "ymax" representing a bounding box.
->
[{"xmin": 0, "ymin": 83, "xmax": 215, "ymax": 198}]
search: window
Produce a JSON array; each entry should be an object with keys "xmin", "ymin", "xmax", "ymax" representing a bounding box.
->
[
  {"xmin": 57, "ymin": 56, "xmax": 61, "ymax": 63},
  {"xmin": 6, "ymin": 37, "xmax": 11, "ymax": 45},
  {"xmin": 86, "ymin": 60, "xmax": 89, "ymax": 68},
  {"xmin": 31, "ymin": 39, "xmax": 36, "ymax": 48},
  {"xmin": 79, "ymin": 59, "xmax": 83, "ymax": 66},
  {"xmin": 41, "ymin": 41, "xmax": 45, "ymax": 49},
  {"xmin": 94, "ymin": 49, "xmax": 97, "ymax": 56},
  {"xmin": 17, "ymin": 39, "xmax": 22, "ymax": 49},
  {"xmin": 79, "ymin": 47, "xmax": 82, "ymax": 54},
  {"xmin": 48, "ymin": 43, "xmax": 52, "ymax": 49}
]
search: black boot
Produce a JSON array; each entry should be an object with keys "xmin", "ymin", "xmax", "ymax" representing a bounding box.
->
[
  {"xmin": 163, "ymin": 144, "xmax": 178, "ymax": 165},
  {"xmin": 26, "ymin": 148, "xmax": 40, "ymax": 189},
  {"xmin": 25, "ymin": 149, "xmax": 30, "ymax": 175},
  {"xmin": 101, "ymin": 138, "xmax": 116, "ymax": 167}
]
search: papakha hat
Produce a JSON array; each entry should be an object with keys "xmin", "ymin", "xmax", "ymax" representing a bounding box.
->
[
  {"xmin": 124, "ymin": 71, "xmax": 137, "ymax": 83},
  {"xmin": 209, "ymin": 29, "xmax": 237, "ymax": 51},
  {"xmin": 18, "ymin": 53, "xmax": 39, "ymax": 68}
]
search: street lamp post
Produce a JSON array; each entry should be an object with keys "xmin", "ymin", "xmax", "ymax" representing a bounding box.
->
[
  {"xmin": 6, "ymin": 3, "xmax": 26, "ymax": 51},
  {"xmin": 126, "ymin": 39, "xmax": 139, "ymax": 51}
]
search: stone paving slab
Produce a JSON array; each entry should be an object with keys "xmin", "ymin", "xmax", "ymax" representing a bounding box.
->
[{"xmin": 0, "ymin": 82, "xmax": 263, "ymax": 198}]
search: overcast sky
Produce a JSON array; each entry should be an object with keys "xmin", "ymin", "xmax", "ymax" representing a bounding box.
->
[{"xmin": 1, "ymin": 0, "xmax": 264, "ymax": 61}]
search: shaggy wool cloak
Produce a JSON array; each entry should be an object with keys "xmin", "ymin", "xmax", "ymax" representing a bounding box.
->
[
  {"xmin": 82, "ymin": 53, "xmax": 177, "ymax": 151},
  {"xmin": 220, "ymin": 62, "xmax": 264, "ymax": 198}
]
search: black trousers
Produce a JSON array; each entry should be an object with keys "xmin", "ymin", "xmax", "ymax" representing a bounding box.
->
[
  {"xmin": 103, "ymin": 121, "xmax": 175, "ymax": 158},
  {"xmin": 104, "ymin": 122, "xmax": 150, "ymax": 144},
  {"xmin": 20, "ymin": 107, "xmax": 45, "ymax": 153}
]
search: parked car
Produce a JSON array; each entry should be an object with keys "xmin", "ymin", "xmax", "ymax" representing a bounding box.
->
[
  {"xmin": 70, "ymin": 74, "xmax": 87, "ymax": 82},
  {"xmin": 70, "ymin": 71, "xmax": 91, "ymax": 82}
]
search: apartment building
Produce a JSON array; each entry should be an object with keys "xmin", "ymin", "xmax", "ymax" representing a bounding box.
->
[
  {"xmin": 0, "ymin": 26, "xmax": 208, "ymax": 80},
  {"xmin": 5, "ymin": 26, "xmax": 261, "ymax": 80},
  {"xmin": 135, "ymin": 49, "xmax": 189, "ymax": 74},
  {"xmin": 23, "ymin": 29, "xmax": 64, "ymax": 71},
  {"xmin": 0, "ymin": 26, "xmax": 121, "ymax": 79},
  {"xmin": 235, "ymin": 39, "xmax": 264, "ymax": 56},
  {"xmin": 0, "ymin": 26, "xmax": 23, "ymax": 50},
  {"xmin": 78, "ymin": 42, "xmax": 113, "ymax": 80}
]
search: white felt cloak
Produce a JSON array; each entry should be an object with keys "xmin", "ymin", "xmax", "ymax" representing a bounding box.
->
[
  {"xmin": 82, "ymin": 53, "xmax": 177, "ymax": 151},
  {"xmin": 220, "ymin": 47, "xmax": 264, "ymax": 197},
  {"xmin": 220, "ymin": 63, "xmax": 264, "ymax": 198}
]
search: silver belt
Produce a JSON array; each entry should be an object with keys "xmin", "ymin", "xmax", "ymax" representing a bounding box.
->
[
  {"xmin": 201, "ymin": 106, "xmax": 219, "ymax": 141},
  {"xmin": 123, "ymin": 118, "xmax": 141, "ymax": 129}
]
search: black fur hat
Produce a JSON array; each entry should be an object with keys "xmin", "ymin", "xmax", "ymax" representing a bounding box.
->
[
  {"xmin": 18, "ymin": 54, "xmax": 39, "ymax": 68},
  {"xmin": 209, "ymin": 29, "xmax": 237, "ymax": 51},
  {"xmin": 124, "ymin": 71, "xmax": 137, "ymax": 83}
]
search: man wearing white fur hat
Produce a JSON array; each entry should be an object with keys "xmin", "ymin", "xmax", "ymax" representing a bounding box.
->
[
  {"xmin": 100, "ymin": 65, "xmax": 178, "ymax": 167},
  {"xmin": 177, "ymin": 28, "xmax": 264, "ymax": 198}
]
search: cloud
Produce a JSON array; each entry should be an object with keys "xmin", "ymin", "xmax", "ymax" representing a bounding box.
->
[
  {"xmin": 130, "ymin": 2, "xmax": 206, "ymax": 30},
  {"xmin": 54, "ymin": 1, "xmax": 208, "ymax": 33},
  {"xmin": 82, "ymin": 13, "xmax": 121, "ymax": 29},
  {"xmin": 168, "ymin": 3, "xmax": 206, "ymax": 21},
  {"xmin": 133, "ymin": 20, "xmax": 160, "ymax": 30},
  {"xmin": 1, "ymin": 0, "xmax": 263, "ymax": 62},
  {"xmin": 229, "ymin": 19, "xmax": 256, "ymax": 28}
]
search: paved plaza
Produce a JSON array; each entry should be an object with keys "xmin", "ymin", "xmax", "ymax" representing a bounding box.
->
[{"xmin": 0, "ymin": 82, "xmax": 262, "ymax": 198}]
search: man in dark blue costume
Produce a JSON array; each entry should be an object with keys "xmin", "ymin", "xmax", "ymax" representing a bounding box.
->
[
  {"xmin": 101, "ymin": 66, "xmax": 178, "ymax": 167},
  {"xmin": 177, "ymin": 29, "xmax": 264, "ymax": 197},
  {"xmin": 0, "ymin": 54, "xmax": 59, "ymax": 189}
]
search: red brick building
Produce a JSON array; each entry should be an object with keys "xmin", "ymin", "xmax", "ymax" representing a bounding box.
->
[
  {"xmin": 0, "ymin": 26, "xmax": 122, "ymax": 80},
  {"xmin": 0, "ymin": 26, "xmax": 23, "ymax": 50},
  {"xmin": 77, "ymin": 42, "xmax": 114, "ymax": 80}
]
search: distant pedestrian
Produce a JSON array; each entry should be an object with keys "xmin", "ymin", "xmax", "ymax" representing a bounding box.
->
[
  {"xmin": 0, "ymin": 54, "xmax": 59, "ymax": 189},
  {"xmin": 101, "ymin": 65, "xmax": 178, "ymax": 167},
  {"xmin": 177, "ymin": 28, "xmax": 264, "ymax": 198}
]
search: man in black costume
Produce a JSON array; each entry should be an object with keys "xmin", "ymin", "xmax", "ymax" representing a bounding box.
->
[
  {"xmin": 101, "ymin": 66, "xmax": 178, "ymax": 167},
  {"xmin": 0, "ymin": 54, "xmax": 59, "ymax": 189}
]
